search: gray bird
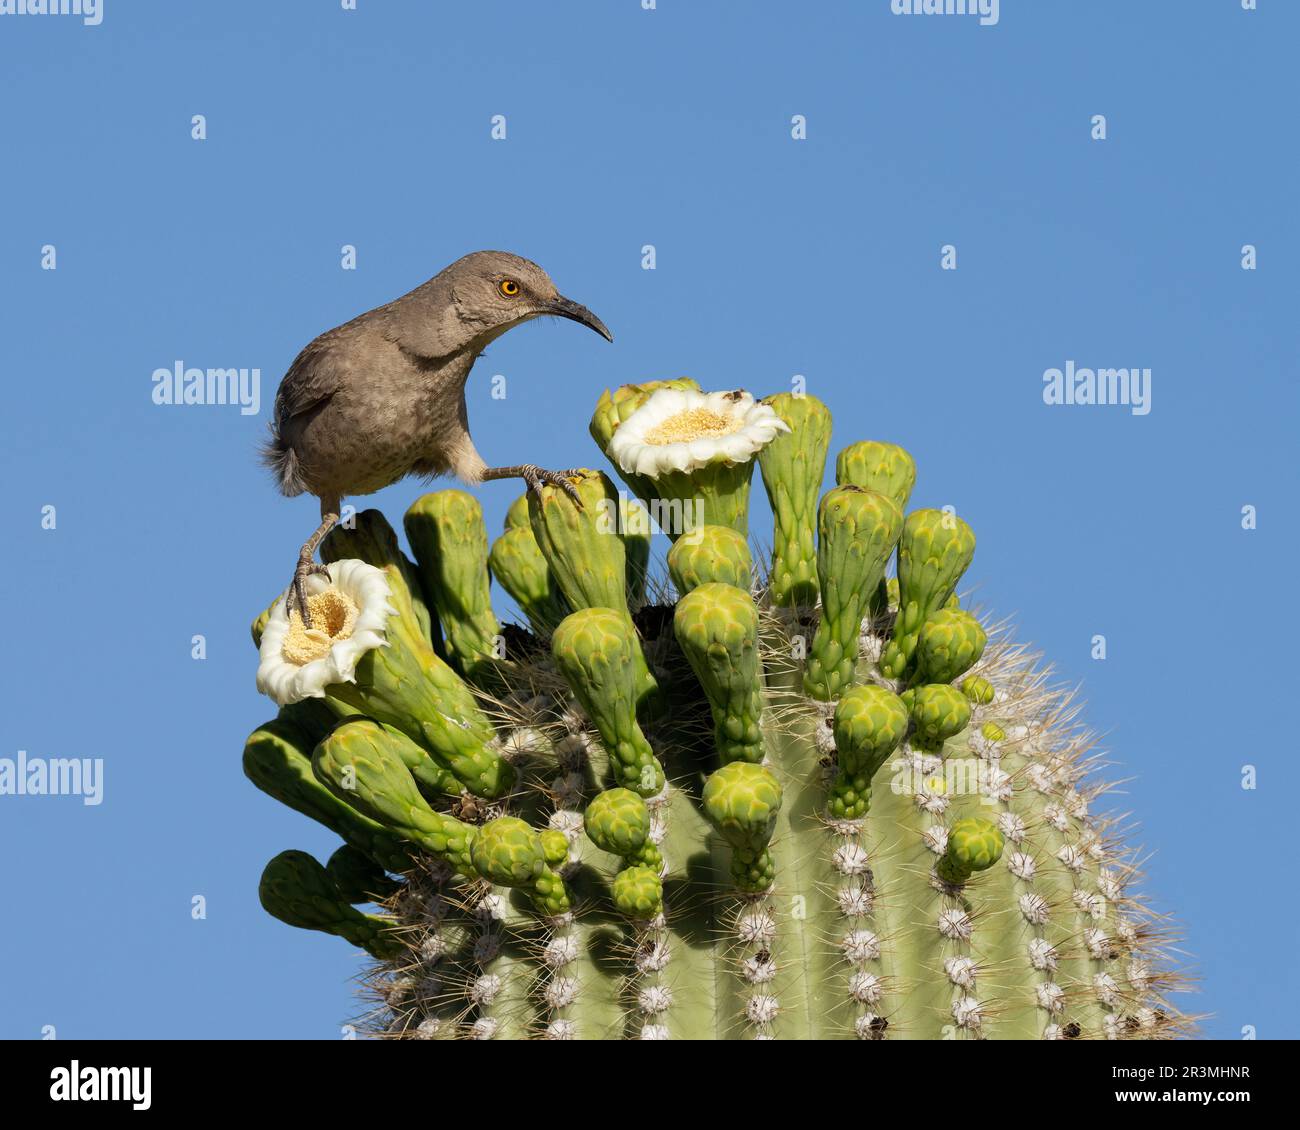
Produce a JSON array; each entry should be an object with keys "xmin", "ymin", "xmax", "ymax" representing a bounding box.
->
[{"xmin": 262, "ymin": 250, "xmax": 612, "ymax": 625}]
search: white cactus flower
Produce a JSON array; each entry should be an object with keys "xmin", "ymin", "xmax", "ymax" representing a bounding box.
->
[
  {"xmin": 255, "ymin": 559, "xmax": 394, "ymax": 706},
  {"xmin": 609, "ymin": 387, "xmax": 789, "ymax": 479}
]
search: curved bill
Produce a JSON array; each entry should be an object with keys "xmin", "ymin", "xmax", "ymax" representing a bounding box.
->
[{"xmin": 547, "ymin": 295, "xmax": 614, "ymax": 342}]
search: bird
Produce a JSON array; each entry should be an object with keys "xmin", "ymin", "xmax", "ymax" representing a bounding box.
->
[{"xmin": 262, "ymin": 249, "xmax": 613, "ymax": 627}]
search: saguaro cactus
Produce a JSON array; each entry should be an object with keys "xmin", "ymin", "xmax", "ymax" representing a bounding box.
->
[{"xmin": 245, "ymin": 383, "xmax": 1191, "ymax": 1041}]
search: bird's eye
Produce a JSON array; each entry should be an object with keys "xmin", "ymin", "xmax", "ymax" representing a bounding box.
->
[{"xmin": 499, "ymin": 279, "xmax": 520, "ymax": 297}]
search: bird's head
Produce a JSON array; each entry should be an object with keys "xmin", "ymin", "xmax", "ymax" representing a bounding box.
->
[{"xmin": 437, "ymin": 250, "xmax": 613, "ymax": 349}]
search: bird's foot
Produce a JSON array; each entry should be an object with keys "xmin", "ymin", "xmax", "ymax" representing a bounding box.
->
[
  {"xmin": 519, "ymin": 465, "xmax": 584, "ymax": 508},
  {"xmin": 286, "ymin": 556, "xmax": 332, "ymax": 629}
]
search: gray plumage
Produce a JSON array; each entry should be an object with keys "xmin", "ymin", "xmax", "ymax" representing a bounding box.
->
[
  {"xmin": 263, "ymin": 249, "xmax": 611, "ymax": 509},
  {"xmin": 262, "ymin": 249, "xmax": 612, "ymax": 624}
]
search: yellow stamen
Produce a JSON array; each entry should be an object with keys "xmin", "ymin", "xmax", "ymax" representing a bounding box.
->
[
  {"xmin": 282, "ymin": 587, "xmax": 360, "ymax": 665},
  {"xmin": 644, "ymin": 408, "xmax": 740, "ymax": 445}
]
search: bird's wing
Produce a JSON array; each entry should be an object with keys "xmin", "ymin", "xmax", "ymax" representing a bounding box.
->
[{"xmin": 273, "ymin": 338, "xmax": 343, "ymax": 434}]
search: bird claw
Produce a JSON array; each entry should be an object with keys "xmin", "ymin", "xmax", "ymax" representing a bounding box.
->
[
  {"xmin": 286, "ymin": 558, "xmax": 331, "ymax": 629},
  {"xmin": 523, "ymin": 465, "xmax": 584, "ymax": 508}
]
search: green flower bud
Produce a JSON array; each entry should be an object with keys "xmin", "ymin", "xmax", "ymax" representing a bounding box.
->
[
  {"xmin": 403, "ymin": 490, "xmax": 502, "ymax": 682},
  {"xmin": 242, "ymin": 718, "xmax": 410, "ymax": 873},
  {"xmin": 829, "ymin": 684, "xmax": 909, "ymax": 819},
  {"xmin": 907, "ymin": 684, "xmax": 972, "ymax": 751},
  {"xmin": 913, "ymin": 608, "xmax": 988, "ymax": 687},
  {"xmin": 584, "ymin": 787, "xmax": 652, "ymax": 857},
  {"xmin": 961, "ymin": 675, "xmax": 995, "ymax": 705},
  {"xmin": 552, "ymin": 608, "xmax": 666, "ymax": 796},
  {"xmin": 468, "ymin": 816, "xmax": 574, "ymax": 917},
  {"xmin": 621, "ymin": 496, "xmax": 653, "ymax": 609},
  {"xmin": 312, "ymin": 719, "xmax": 478, "ymax": 875},
  {"xmin": 611, "ymin": 865, "xmax": 664, "ymax": 920},
  {"xmin": 674, "ymin": 582, "xmax": 765, "ymax": 764},
  {"xmin": 529, "ymin": 469, "xmax": 659, "ymax": 711},
  {"xmin": 937, "ymin": 817, "xmax": 1005, "ymax": 885},
  {"xmin": 667, "ymin": 524, "xmax": 753, "ymax": 596},
  {"xmin": 504, "ymin": 493, "xmax": 532, "ymax": 530},
  {"xmin": 540, "ymin": 829, "xmax": 570, "ymax": 868},
  {"xmin": 703, "ymin": 761, "xmax": 782, "ymax": 893},
  {"xmin": 259, "ymin": 850, "xmax": 402, "ymax": 960},
  {"xmin": 757, "ymin": 393, "xmax": 832, "ymax": 608},
  {"xmin": 471, "ymin": 816, "xmax": 546, "ymax": 887},
  {"xmin": 834, "ymin": 441, "xmax": 916, "ymax": 511},
  {"xmin": 881, "ymin": 509, "xmax": 976, "ymax": 682},
  {"xmin": 489, "ymin": 525, "xmax": 569, "ymax": 636},
  {"xmin": 804, "ymin": 486, "xmax": 904, "ymax": 701}
]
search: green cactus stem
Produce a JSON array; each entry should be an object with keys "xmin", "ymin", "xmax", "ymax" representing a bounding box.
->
[
  {"xmin": 551, "ymin": 608, "xmax": 666, "ymax": 796},
  {"xmin": 673, "ymin": 582, "xmax": 765, "ymax": 765},
  {"xmin": 404, "ymin": 490, "xmax": 503, "ymax": 681},
  {"xmin": 757, "ymin": 392, "xmax": 832, "ymax": 608},
  {"xmin": 259, "ymin": 850, "xmax": 403, "ymax": 960},
  {"xmin": 804, "ymin": 486, "xmax": 903, "ymax": 701},
  {"xmin": 666, "ymin": 524, "xmax": 752, "ymax": 595},
  {"xmin": 247, "ymin": 388, "xmax": 1192, "ymax": 1042},
  {"xmin": 880, "ymin": 509, "xmax": 976, "ymax": 682}
]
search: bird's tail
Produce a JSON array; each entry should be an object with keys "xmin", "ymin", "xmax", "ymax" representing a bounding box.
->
[{"xmin": 260, "ymin": 427, "xmax": 307, "ymax": 497}]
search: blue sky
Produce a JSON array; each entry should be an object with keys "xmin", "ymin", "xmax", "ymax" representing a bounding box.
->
[{"xmin": 1, "ymin": 0, "xmax": 1295, "ymax": 1039}]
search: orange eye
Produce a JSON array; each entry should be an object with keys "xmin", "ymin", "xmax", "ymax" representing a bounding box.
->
[{"xmin": 499, "ymin": 279, "xmax": 520, "ymax": 297}]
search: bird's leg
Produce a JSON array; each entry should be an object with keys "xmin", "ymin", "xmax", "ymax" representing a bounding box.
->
[
  {"xmin": 481, "ymin": 464, "xmax": 584, "ymax": 507},
  {"xmin": 287, "ymin": 499, "xmax": 341, "ymax": 629}
]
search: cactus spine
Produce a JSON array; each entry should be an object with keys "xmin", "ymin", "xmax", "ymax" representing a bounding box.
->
[{"xmin": 246, "ymin": 384, "xmax": 1191, "ymax": 1041}]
